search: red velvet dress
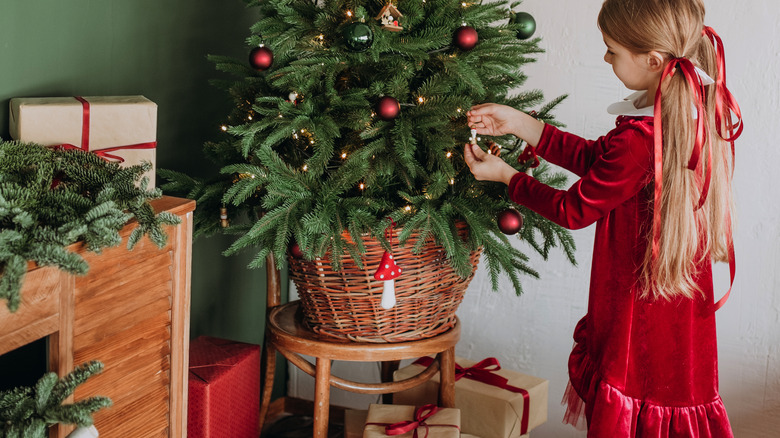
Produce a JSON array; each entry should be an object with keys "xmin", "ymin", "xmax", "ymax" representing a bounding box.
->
[{"xmin": 507, "ymin": 117, "xmax": 733, "ymax": 437}]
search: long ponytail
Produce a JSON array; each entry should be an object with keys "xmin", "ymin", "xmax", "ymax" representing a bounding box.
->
[{"xmin": 598, "ymin": 0, "xmax": 740, "ymax": 300}]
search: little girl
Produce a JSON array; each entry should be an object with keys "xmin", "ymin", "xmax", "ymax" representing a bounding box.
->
[{"xmin": 465, "ymin": 0, "xmax": 742, "ymax": 436}]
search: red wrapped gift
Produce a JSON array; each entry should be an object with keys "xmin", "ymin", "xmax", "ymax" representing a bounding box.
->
[{"xmin": 188, "ymin": 336, "xmax": 261, "ymax": 438}]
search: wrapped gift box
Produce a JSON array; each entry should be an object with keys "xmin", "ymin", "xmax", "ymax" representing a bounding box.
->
[
  {"xmin": 393, "ymin": 357, "xmax": 547, "ymax": 438},
  {"xmin": 364, "ymin": 404, "xmax": 460, "ymax": 438},
  {"xmin": 188, "ymin": 336, "xmax": 261, "ymax": 438},
  {"xmin": 9, "ymin": 96, "xmax": 157, "ymax": 187}
]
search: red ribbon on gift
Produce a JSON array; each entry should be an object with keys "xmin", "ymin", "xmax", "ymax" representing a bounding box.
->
[
  {"xmin": 52, "ymin": 96, "xmax": 157, "ymax": 163},
  {"xmin": 413, "ymin": 356, "xmax": 531, "ymax": 434},
  {"xmin": 365, "ymin": 404, "xmax": 460, "ymax": 438}
]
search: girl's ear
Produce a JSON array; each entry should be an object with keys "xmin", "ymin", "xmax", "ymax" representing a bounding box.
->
[{"xmin": 646, "ymin": 51, "xmax": 666, "ymax": 72}]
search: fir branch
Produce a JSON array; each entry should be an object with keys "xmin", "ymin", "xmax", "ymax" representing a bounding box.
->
[
  {"xmin": 0, "ymin": 141, "xmax": 181, "ymax": 312},
  {"xmin": 0, "ymin": 361, "xmax": 111, "ymax": 436}
]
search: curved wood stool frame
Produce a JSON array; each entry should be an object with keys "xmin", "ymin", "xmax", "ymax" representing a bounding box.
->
[{"xmin": 259, "ymin": 255, "xmax": 459, "ymax": 438}]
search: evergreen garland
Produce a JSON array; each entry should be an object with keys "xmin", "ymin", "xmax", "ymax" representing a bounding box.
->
[
  {"xmin": 0, "ymin": 141, "xmax": 181, "ymax": 312},
  {"xmin": 0, "ymin": 361, "xmax": 111, "ymax": 438},
  {"xmin": 162, "ymin": 0, "xmax": 576, "ymax": 294}
]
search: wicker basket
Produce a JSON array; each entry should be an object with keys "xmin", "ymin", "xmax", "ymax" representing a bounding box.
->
[{"xmin": 288, "ymin": 222, "xmax": 482, "ymax": 343}]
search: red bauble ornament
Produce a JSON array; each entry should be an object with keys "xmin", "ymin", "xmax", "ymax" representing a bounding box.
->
[
  {"xmin": 290, "ymin": 242, "xmax": 304, "ymax": 259},
  {"xmin": 497, "ymin": 208, "xmax": 524, "ymax": 235},
  {"xmin": 453, "ymin": 25, "xmax": 478, "ymax": 51},
  {"xmin": 249, "ymin": 46, "xmax": 274, "ymax": 71},
  {"xmin": 376, "ymin": 96, "xmax": 401, "ymax": 121}
]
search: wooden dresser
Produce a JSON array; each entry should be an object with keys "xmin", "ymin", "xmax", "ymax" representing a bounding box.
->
[{"xmin": 0, "ymin": 196, "xmax": 195, "ymax": 438}]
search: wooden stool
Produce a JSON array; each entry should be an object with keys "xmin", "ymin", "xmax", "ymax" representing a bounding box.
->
[{"xmin": 259, "ymin": 256, "xmax": 459, "ymax": 438}]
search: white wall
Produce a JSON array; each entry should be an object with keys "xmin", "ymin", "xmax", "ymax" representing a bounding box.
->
[
  {"xmin": 456, "ymin": 0, "xmax": 780, "ymax": 437},
  {"xmin": 289, "ymin": 1, "xmax": 780, "ymax": 436}
]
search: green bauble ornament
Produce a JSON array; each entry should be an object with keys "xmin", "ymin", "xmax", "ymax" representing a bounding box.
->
[
  {"xmin": 343, "ymin": 22, "xmax": 374, "ymax": 52},
  {"xmin": 511, "ymin": 12, "xmax": 536, "ymax": 40}
]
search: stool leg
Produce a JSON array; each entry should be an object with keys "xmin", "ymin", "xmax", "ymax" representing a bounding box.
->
[
  {"xmin": 438, "ymin": 347, "xmax": 456, "ymax": 408},
  {"xmin": 313, "ymin": 357, "xmax": 332, "ymax": 438},
  {"xmin": 258, "ymin": 340, "xmax": 276, "ymax": 435},
  {"xmin": 381, "ymin": 360, "xmax": 401, "ymax": 404}
]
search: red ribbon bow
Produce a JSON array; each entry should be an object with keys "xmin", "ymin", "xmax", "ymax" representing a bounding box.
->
[
  {"xmin": 412, "ymin": 356, "xmax": 531, "ymax": 434},
  {"xmin": 365, "ymin": 404, "xmax": 460, "ymax": 438},
  {"xmin": 53, "ymin": 96, "xmax": 157, "ymax": 163},
  {"xmin": 651, "ymin": 26, "xmax": 741, "ymax": 311}
]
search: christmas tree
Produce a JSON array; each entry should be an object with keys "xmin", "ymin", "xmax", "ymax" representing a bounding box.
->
[
  {"xmin": 0, "ymin": 141, "xmax": 181, "ymax": 312},
  {"xmin": 161, "ymin": 0, "xmax": 575, "ymax": 293},
  {"xmin": 0, "ymin": 361, "xmax": 111, "ymax": 438}
]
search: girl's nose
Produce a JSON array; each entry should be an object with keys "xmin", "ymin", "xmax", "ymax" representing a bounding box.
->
[{"xmin": 604, "ymin": 52, "xmax": 611, "ymax": 64}]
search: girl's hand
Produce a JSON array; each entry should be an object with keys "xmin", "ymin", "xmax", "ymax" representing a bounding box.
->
[
  {"xmin": 463, "ymin": 143, "xmax": 518, "ymax": 185},
  {"xmin": 467, "ymin": 103, "xmax": 523, "ymax": 137},
  {"xmin": 467, "ymin": 103, "xmax": 545, "ymax": 146}
]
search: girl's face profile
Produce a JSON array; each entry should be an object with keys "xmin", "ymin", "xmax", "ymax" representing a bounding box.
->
[{"xmin": 602, "ymin": 33, "xmax": 661, "ymax": 95}]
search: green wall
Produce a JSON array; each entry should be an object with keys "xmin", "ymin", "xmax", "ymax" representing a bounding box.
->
[{"xmin": 0, "ymin": 1, "xmax": 286, "ymax": 396}]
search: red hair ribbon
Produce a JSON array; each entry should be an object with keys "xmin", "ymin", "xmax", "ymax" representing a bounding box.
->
[
  {"xmin": 412, "ymin": 356, "xmax": 531, "ymax": 434},
  {"xmin": 652, "ymin": 27, "xmax": 742, "ymax": 311},
  {"xmin": 364, "ymin": 404, "xmax": 460, "ymax": 438},
  {"xmin": 651, "ymin": 57, "xmax": 711, "ymax": 263},
  {"xmin": 703, "ymin": 26, "xmax": 741, "ymax": 311}
]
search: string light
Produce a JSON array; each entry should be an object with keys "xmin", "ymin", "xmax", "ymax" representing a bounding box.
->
[
  {"xmin": 220, "ymin": 125, "xmax": 228, "ymax": 132},
  {"xmin": 417, "ymin": 96, "xmax": 425, "ymax": 104},
  {"xmin": 461, "ymin": 2, "xmax": 467, "ymax": 6},
  {"xmin": 341, "ymin": 152, "xmax": 348, "ymax": 159},
  {"xmin": 450, "ymin": 178, "xmax": 455, "ymax": 185},
  {"xmin": 404, "ymin": 205, "xmax": 412, "ymax": 212},
  {"xmin": 456, "ymin": 108, "xmax": 462, "ymax": 113},
  {"xmin": 359, "ymin": 182, "xmax": 365, "ymax": 190},
  {"xmin": 247, "ymin": 115, "xmax": 253, "ymax": 120},
  {"xmin": 346, "ymin": 10, "xmax": 353, "ymax": 17},
  {"xmin": 446, "ymin": 151, "xmax": 453, "ymax": 158},
  {"xmin": 303, "ymin": 164, "xmax": 308, "ymax": 171}
]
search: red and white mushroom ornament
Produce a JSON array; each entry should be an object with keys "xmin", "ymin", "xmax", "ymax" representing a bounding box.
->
[{"xmin": 374, "ymin": 251, "xmax": 402, "ymax": 309}]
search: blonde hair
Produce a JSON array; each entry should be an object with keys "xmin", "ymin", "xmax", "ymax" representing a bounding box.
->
[{"xmin": 598, "ymin": 0, "xmax": 735, "ymax": 300}]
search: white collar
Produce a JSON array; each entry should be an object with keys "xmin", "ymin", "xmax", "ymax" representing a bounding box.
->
[
  {"xmin": 607, "ymin": 91, "xmax": 655, "ymax": 117},
  {"xmin": 607, "ymin": 67, "xmax": 715, "ymax": 117}
]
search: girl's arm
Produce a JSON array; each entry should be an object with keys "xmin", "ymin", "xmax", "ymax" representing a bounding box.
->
[
  {"xmin": 535, "ymin": 124, "xmax": 605, "ymax": 178},
  {"xmin": 508, "ymin": 120, "xmax": 653, "ymax": 230},
  {"xmin": 468, "ymin": 104, "xmax": 604, "ymax": 177}
]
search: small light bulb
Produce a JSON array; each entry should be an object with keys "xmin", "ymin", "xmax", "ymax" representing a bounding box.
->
[
  {"xmin": 417, "ymin": 96, "xmax": 425, "ymax": 103},
  {"xmin": 346, "ymin": 10, "xmax": 353, "ymax": 17},
  {"xmin": 461, "ymin": 2, "xmax": 467, "ymax": 6},
  {"xmin": 247, "ymin": 115, "xmax": 253, "ymax": 120},
  {"xmin": 450, "ymin": 178, "xmax": 455, "ymax": 185},
  {"xmin": 359, "ymin": 183, "xmax": 365, "ymax": 190},
  {"xmin": 293, "ymin": 133, "xmax": 299, "ymax": 139},
  {"xmin": 341, "ymin": 152, "xmax": 347, "ymax": 159},
  {"xmin": 303, "ymin": 164, "xmax": 308, "ymax": 171},
  {"xmin": 310, "ymin": 140, "xmax": 315, "ymax": 144},
  {"xmin": 318, "ymin": 34, "xmax": 324, "ymax": 40},
  {"xmin": 457, "ymin": 108, "xmax": 462, "ymax": 113},
  {"xmin": 446, "ymin": 151, "xmax": 452, "ymax": 158},
  {"xmin": 220, "ymin": 125, "xmax": 228, "ymax": 131},
  {"xmin": 404, "ymin": 205, "xmax": 412, "ymax": 212}
]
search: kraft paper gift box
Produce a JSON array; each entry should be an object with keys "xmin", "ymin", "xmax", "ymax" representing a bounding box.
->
[
  {"xmin": 188, "ymin": 336, "xmax": 261, "ymax": 438},
  {"xmin": 393, "ymin": 357, "xmax": 547, "ymax": 438},
  {"xmin": 9, "ymin": 96, "xmax": 157, "ymax": 187},
  {"xmin": 364, "ymin": 403, "xmax": 460, "ymax": 438}
]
